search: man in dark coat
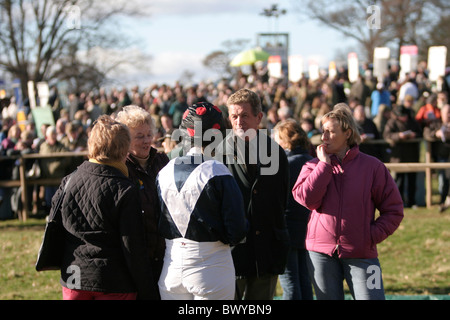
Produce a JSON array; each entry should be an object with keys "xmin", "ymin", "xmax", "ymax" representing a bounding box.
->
[
  {"xmin": 218, "ymin": 88, "xmax": 289, "ymax": 300},
  {"xmin": 383, "ymin": 105, "xmax": 422, "ymax": 208}
]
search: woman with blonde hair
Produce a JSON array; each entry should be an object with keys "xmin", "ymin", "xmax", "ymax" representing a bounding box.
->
[
  {"xmin": 115, "ymin": 105, "xmax": 169, "ymax": 297},
  {"xmin": 292, "ymin": 104, "xmax": 404, "ymax": 300},
  {"xmin": 57, "ymin": 115, "xmax": 156, "ymax": 300}
]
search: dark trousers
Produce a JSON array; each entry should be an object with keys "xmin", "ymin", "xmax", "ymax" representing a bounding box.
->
[
  {"xmin": 395, "ymin": 172, "xmax": 416, "ymax": 207},
  {"xmin": 235, "ymin": 274, "xmax": 278, "ymax": 300}
]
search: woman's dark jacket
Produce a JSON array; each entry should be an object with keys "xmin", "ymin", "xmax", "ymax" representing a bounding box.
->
[
  {"xmin": 285, "ymin": 147, "xmax": 312, "ymax": 249},
  {"xmin": 126, "ymin": 148, "xmax": 169, "ymax": 261},
  {"xmin": 58, "ymin": 161, "xmax": 157, "ymax": 299}
]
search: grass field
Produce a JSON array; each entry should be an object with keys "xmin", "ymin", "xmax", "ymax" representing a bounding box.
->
[{"xmin": 0, "ymin": 206, "xmax": 449, "ymax": 300}]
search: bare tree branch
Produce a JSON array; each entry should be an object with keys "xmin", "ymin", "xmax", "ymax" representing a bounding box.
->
[
  {"xmin": 291, "ymin": 0, "xmax": 450, "ymax": 62},
  {"xmin": 0, "ymin": 0, "xmax": 147, "ymax": 96}
]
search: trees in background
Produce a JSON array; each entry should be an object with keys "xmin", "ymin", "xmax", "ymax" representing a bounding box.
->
[
  {"xmin": 0, "ymin": 0, "xmax": 147, "ymax": 96},
  {"xmin": 293, "ymin": 0, "xmax": 450, "ymax": 63}
]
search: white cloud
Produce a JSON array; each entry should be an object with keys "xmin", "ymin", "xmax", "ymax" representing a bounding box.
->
[
  {"xmin": 97, "ymin": 50, "xmax": 216, "ymax": 88},
  {"xmin": 145, "ymin": 0, "xmax": 269, "ymax": 16},
  {"xmin": 149, "ymin": 51, "xmax": 216, "ymax": 85}
]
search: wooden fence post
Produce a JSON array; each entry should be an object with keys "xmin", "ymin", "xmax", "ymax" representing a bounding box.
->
[{"xmin": 18, "ymin": 157, "xmax": 28, "ymax": 221}]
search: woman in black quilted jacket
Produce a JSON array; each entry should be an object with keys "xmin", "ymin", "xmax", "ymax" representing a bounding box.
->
[{"xmin": 57, "ymin": 115, "xmax": 157, "ymax": 300}]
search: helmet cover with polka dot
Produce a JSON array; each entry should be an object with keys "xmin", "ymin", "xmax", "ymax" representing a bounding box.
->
[{"xmin": 179, "ymin": 101, "xmax": 225, "ymax": 149}]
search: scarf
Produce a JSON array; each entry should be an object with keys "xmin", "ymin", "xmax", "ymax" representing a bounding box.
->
[{"xmin": 89, "ymin": 159, "xmax": 129, "ymax": 177}]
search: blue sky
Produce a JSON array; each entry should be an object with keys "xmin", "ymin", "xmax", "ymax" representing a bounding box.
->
[{"xmin": 114, "ymin": 0, "xmax": 357, "ymax": 87}]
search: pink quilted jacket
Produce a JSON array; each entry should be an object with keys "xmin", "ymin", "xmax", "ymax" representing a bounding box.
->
[{"xmin": 292, "ymin": 146, "xmax": 404, "ymax": 259}]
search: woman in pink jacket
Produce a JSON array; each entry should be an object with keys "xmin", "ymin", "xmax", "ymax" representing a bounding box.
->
[{"xmin": 292, "ymin": 104, "xmax": 404, "ymax": 300}]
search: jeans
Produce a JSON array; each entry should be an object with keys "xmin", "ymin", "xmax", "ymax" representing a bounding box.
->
[
  {"xmin": 307, "ymin": 251, "xmax": 385, "ymax": 300},
  {"xmin": 279, "ymin": 247, "xmax": 314, "ymax": 300}
]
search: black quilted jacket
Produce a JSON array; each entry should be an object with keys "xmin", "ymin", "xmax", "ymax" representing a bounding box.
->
[{"xmin": 57, "ymin": 161, "xmax": 157, "ymax": 299}]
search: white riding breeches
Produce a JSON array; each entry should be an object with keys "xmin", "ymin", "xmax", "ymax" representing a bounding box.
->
[{"xmin": 158, "ymin": 238, "xmax": 235, "ymax": 300}]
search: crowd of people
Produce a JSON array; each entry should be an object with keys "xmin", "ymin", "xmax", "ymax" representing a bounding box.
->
[
  {"xmin": 0, "ymin": 62, "xmax": 449, "ymax": 300},
  {"xmin": 2, "ymin": 63, "xmax": 450, "ymax": 215}
]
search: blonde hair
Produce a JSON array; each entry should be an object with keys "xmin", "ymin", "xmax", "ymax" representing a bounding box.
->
[
  {"xmin": 274, "ymin": 119, "xmax": 310, "ymax": 151},
  {"xmin": 114, "ymin": 105, "xmax": 156, "ymax": 135},
  {"xmin": 88, "ymin": 115, "xmax": 130, "ymax": 162},
  {"xmin": 322, "ymin": 103, "xmax": 361, "ymax": 147}
]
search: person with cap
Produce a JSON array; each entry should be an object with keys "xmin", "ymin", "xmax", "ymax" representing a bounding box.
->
[{"xmin": 156, "ymin": 102, "xmax": 247, "ymax": 300}]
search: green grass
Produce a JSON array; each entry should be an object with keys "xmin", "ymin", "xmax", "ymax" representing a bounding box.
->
[
  {"xmin": 0, "ymin": 219, "xmax": 61, "ymax": 299},
  {"xmin": 1, "ymin": 207, "xmax": 449, "ymax": 300},
  {"xmin": 376, "ymin": 206, "xmax": 450, "ymax": 295}
]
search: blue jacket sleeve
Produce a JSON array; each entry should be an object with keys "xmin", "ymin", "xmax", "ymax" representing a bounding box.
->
[{"xmin": 219, "ymin": 175, "xmax": 248, "ymax": 245}]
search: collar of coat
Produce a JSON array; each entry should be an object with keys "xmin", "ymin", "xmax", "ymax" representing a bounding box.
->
[{"xmin": 89, "ymin": 159, "xmax": 129, "ymax": 177}]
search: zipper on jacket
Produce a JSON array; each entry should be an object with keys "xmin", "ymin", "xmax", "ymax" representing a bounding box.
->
[
  {"xmin": 334, "ymin": 244, "xmax": 339, "ymax": 255},
  {"xmin": 334, "ymin": 157, "xmax": 344, "ymax": 257}
]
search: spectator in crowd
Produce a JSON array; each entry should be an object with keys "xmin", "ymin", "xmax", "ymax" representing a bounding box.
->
[
  {"xmin": 265, "ymin": 107, "xmax": 279, "ymax": 134},
  {"xmin": 415, "ymin": 93, "xmax": 441, "ymax": 130},
  {"xmin": 353, "ymin": 105, "xmax": 383, "ymax": 160},
  {"xmin": 32, "ymin": 123, "xmax": 51, "ymax": 152},
  {"xmin": 401, "ymin": 94, "xmax": 417, "ymax": 117},
  {"xmin": 85, "ymin": 97, "xmax": 102, "ymax": 124},
  {"xmin": 160, "ymin": 113, "xmax": 174, "ymax": 136},
  {"xmin": 157, "ymin": 102, "xmax": 247, "ymax": 300},
  {"xmin": 370, "ymin": 82, "xmax": 391, "ymax": 118},
  {"xmin": 61, "ymin": 120, "xmax": 88, "ymax": 173},
  {"xmin": 349, "ymin": 75, "xmax": 371, "ymax": 107},
  {"xmin": 398, "ymin": 76, "xmax": 419, "ymax": 105},
  {"xmin": 1, "ymin": 123, "xmax": 21, "ymax": 152},
  {"xmin": 60, "ymin": 121, "xmax": 88, "ymax": 152},
  {"xmin": 39, "ymin": 126, "xmax": 70, "ymax": 212},
  {"xmin": 373, "ymin": 104, "xmax": 392, "ymax": 138},
  {"xmin": 273, "ymin": 119, "xmax": 314, "ymax": 300},
  {"xmin": 9, "ymin": 129, "xmax": 37, "ymax": 218},
  {"xmin": 58, "ymin": 115, "xmax": 157, "ymax": 300},
  {"xmin": 168, "ymin": 93, "xmax": 188, "ymax": 128},
  {"xmin": 115, "ymin": 105, "xmax": 169, "ymax": 298},
  {"xmin": 0, "ymin": 116, "xmax": 14, "ymax": 143},
  {"xmin": 160, "ymin": 134, "xmax": 178, "ymax": 158},
  {"xmin": 383, "ymin": 105, "xmax": 422, "ymax": 208},
  {"xmin": 218, "ymin": 88, "xmax": 290, "ymax": 300},
  {"xmin": 423, "ymin": 103, "xmax": 450, "ymax": 212},
  {"xmin": 1, "ymin": 97, "xmax": 18, "ymax": 120},
  {"xmin": 277, "ymin": 105, "xmax": 292, "ymax": 122},
  {"xmin": 292, "ymin": 104, "xmax": 404, "ymax": 300},
  {"xmin": 55, "ymin": 118, "xmax": 67, "ymax": 142}
]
